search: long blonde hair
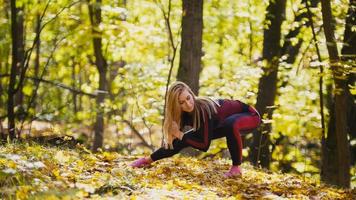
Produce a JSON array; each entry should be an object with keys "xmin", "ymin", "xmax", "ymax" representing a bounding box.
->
[{"xmin": 163, "ymin": 81, "xmax": 219, "ymax": 149}]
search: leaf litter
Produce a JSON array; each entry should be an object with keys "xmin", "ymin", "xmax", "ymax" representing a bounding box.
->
[{"xmin": 0, "ymin": 142, "xmax": 355, "ymax": 199}]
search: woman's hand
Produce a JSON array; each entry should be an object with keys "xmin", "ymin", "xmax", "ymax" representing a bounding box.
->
[{"xmin": 171, "ymin": 121, "xmax": 183, "ymax": 140}]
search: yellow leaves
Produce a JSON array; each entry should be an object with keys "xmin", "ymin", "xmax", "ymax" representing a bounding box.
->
[
  {"xmin": 52, "ymin": 169, "xmax": 61, "ymax": 180},
  {"xmin": 98, "ymin": 151, "xmax": 119, "ymax": 162},
  {"xmin": 172, "ymin": 179, "xmax": 193, "ymax": 190},
  {"xmin": 75, "ymin": 182, "xmax": 96, "ymax": 193},
  {"xmin": 54, "ymin": 150, "xmax": 70, "ymax": 163},
  {"xmin": 157, "ymin": 166, "xmax": 172, "ymax": 176},
  {"xmin": 165, "ymin": 180, "xmax": 175, "ymax": 190},
  {"xmin": 23, "ymin": 84, "xmax": 33, "ymax": 96},
  {"xmin": 130, "ymin": 196, "xmax": 137, "ymax": 200},
  {"xmin": 16, "ymin": 186, "xmax": 32, "ymax": 200},
  {"xmin": 161, "ymin": 179, "xmax": 194, "ymax": 191},
  {"xmin": 1, "ymin": 144, "xmax": 355, "ymax": 199},
  {"xmin": 111, "ymin": 167, "xmax": 124, "ymax": 177},
  {"xmin": 350, "ymin": 84, "xmax": 356, "ymax": 95},
  {"xmin": 75, "ymin": 190, "xmax": 90, "ymax": 198},
  {"xmin": 8, "ymin": 160, "xmax": 17, "ymax": 169}
]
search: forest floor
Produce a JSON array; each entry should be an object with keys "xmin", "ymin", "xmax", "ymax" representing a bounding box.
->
[{"xmin": 0, "ymin": 141, "xmax": 355, "ymax": 200}]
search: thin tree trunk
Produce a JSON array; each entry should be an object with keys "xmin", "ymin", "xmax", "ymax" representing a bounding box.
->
[
  {"xmin": 14, "ymin": 3, "xmax": 25, "ymax": 124},
  {"xmin": 71, "ymin": 59, "xmax": 78, "ymax": 113},
  {"xmin": 249, "ymin": 0, "xmax": 286, "ymax": 168},
  {"xmin": 8, "ymin": 0, "xmax": 25, "ymax": 139},
  {"xmin": 78, "ymin": 67, "xmax": 83, "ymax": 111},
  {"xmin": 0, "ymin": 62, "xmax": 3, "ymax": 109},
  {"xmin": 177, "ymin": 0, "xmax": 203, "ymax": 95},
  {"xmin": 320, "ymin": 0, "xmax": 351, "ymax": 188},
  {"xmin": 0, "ymin": 119, "xmax": 4, "ymax": 140},
  {"xmin": 33, "ymin": 13, "xmax": 41, "ymax": 113},
  {"xmin": 0, "ymin": 0, "xmax": 11, "ymax": 110},
  {"xmin": 88, "ymin": 0, "xmax": 108, "ymax": 151}
]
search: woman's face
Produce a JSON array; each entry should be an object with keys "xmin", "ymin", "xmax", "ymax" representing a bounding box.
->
[{"xmin": 178, "ymin": 89, "xmax": 195, "ymax": 112}]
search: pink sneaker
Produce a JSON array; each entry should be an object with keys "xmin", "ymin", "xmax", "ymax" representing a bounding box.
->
[
  {"xmin": 130, "ymin": 157, "xmax": 152, "ymax": 168},
  {"xmin": 224, "ymin": 165, "xmax": 242, "ymax": 178}
]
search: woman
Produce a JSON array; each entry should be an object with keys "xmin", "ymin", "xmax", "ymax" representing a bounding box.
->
[{"xmin": 130, "ymin": 81, "xmax": 261, "ymax": 178}]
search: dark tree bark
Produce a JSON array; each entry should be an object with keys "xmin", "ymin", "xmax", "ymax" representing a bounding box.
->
[
  {"xmin": 14, "ymin": 3, "xmax": 25, "ymax": 116},
  {"xmin": 322, "ymin": 83, "xmax": 339, "ymax": 184},
  {"xmin": 320, "ymin": 0, "xmax": 351, "ymax": 188},
  {"xmin": 249, "ymin": 0, "xmax": 286, "ymax": 168},
  {"xmin": 176, "ymin": 0, "xmax": 203, "ymax": 95},
  {"xmin": 88, "ymin": 0, "xmax": 108, "ymax": 151},
  {"xmin": 33, "ymin": 13, "xmax": 41, "ymax": 113},
  {"xmin": 0, "ymin": 0, "xmax": 11, "ymax": 111},
  {"xmin": 340, "ymin": 0, "xmax": 356, "ymax": 166},
  {"xmin": 8, "ymin": 0, "xmax": 25, "ymax": 139},
  {"xmin": 71, "ymin": 59, "xmax": 78, "ymax": 113}
]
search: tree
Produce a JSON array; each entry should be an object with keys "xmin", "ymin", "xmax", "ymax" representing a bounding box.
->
[
  {"xmin": 249, "ymin": 0, "xmax": 286, "ymax": 168},
  {"xmin": 88, "ymin": 0, "xmax": 108, "ymax": 151},
  {"xmin": 8, "ymin": 0, "xmax": 25, "ymax": 139},
  {"xmin": 31, "ymin": 1, "xmax": 42, "ymax": 118},
  {"xmin": 320, "ymin": 0, "xmax": 351, "ymax": 188},
  {"xmin": 176, "ymin": 0, "xmax": 203, "ymax": 95},
  {"xmin": 0, "ymin": 0, "xmax": 11, "ymax": 121},
  {"xmin": 341, "ymin": 0, "xmax": 356, "ymax": 166}
]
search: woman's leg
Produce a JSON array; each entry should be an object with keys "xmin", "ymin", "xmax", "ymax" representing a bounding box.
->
[
  {"xmin": 131, "ymin": 139, "xmax": 190, "ymax": 168},
  {"xmin": 150, "ymin": 138, "xmax": 190, "ymax": 161},
  {"xmin": 219, "ymin": 112, "xmax": 260, "ymax": 166}
]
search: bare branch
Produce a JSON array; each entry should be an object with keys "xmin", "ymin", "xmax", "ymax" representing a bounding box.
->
[
  {"xmin": 0, "ymin": 74, "xmax": 97, "ymax": 98},
  {"xmin": 154, "ymin": 0, "xmax": 180, "ymax": 146},
  {"xmin": 305, "ymin": 0, "xmax": 326, "ymax": 139},
  {"xmin": 122, "ymin": 120, "xmax": 153, "ymax": 150}
]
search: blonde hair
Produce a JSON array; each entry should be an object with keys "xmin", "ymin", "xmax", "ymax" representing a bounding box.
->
[{"xmin": 163, "ymin": 81, "xmax": 219, "ymax": 149}]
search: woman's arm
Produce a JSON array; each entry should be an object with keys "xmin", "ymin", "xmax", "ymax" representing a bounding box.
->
[{"xmin": 180, "ymin": 113, "xmax": 214, "ymax": 152}]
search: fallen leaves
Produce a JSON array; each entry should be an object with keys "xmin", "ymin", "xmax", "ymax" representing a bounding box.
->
[{"xmin": 0, "ymin": 142, "xmax": 355, "ymax": 199}]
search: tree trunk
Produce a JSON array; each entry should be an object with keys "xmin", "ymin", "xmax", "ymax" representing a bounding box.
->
[
  {"xmin": 88, "ymin": 0, "xmax": 108, "ymax": 151},
  {"xmin": 78, "ymin": 70, "xmax": 83, "ymax": 111},
  {"xmin": 177, "ymin": 0, "xmax": 203, "ymax": 95},
  {"xmin": 71, "ymin": 61, "xmax": 78, "ymax": 113},
  {"xmin": 14, "ymin": 3, "xmax": 25, "ymax": 123},
  {"xmin": 340, "ymin": 0, "xmax": 356, "ymax": 165},
  {"xmin": 322, "ymin": 83, "xmax": 339, "ymax": 183},
  {"xmin": 249, "ymin": 0, "xmax": 286, "ymax": 168},
  {"xmin": 33, "ymin": 13, "xmax": 41, "ymax": 113},
  {"xmin": 8, "ymin": 0, "xmax": 25, "ymax": 139},
  {"xmin": 320, "ymin": 0, "xmax": 351, "ymax": 188}
]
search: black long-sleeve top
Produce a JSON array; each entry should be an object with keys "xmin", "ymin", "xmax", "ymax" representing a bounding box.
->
[{"xmin": 180, "ymin": 99, "xmax": 259, "ymax": 151}]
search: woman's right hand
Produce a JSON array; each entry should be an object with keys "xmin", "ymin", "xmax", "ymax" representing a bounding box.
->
[{"xmin": 171, "ymin": 122, "xmax": 183, "ymax": 140}]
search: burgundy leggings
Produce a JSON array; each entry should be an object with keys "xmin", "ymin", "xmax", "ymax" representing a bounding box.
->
[{"xmin": 212, "ymin": 111, "xmax": 260, "ymax": 165}]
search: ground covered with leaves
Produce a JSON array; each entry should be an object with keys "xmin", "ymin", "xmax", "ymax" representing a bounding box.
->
[{"xmin": 0, "ymin": 142, "xmax": 355, "ymax": 199}]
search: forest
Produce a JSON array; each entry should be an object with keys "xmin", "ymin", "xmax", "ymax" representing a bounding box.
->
[{"xmin": 0, "ymin": 0, "xmax": 355, "ymax": 199}]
